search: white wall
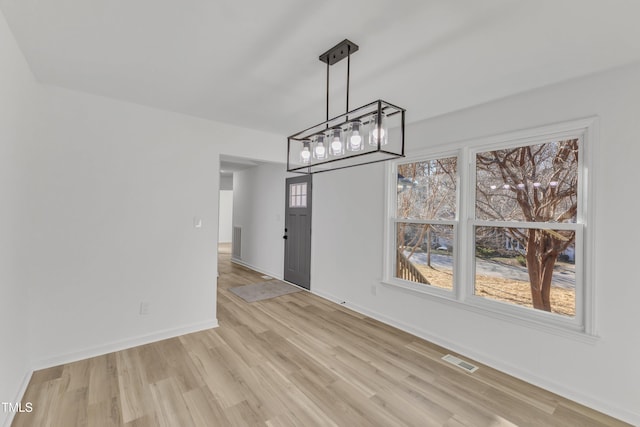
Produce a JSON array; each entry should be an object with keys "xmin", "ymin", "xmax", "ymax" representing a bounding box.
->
[
  {"xmin": 311, "ymin": 62, "xmax": 640, "ymax": 425},
  {"xmin": 219, "ymin": 175, "xmax": 233, "ymax": 191},
  {"xmin": 232, "ymin": 164, "xmax": 288, "ymax": 279},
  {"xmin": 0, "ymin": 8, "xmax": 285, "ymax": 415},
  {"xmin": 19, "ymin": 85, "xmax": 283, "ymax": 368},
  {"xmin": 0, "ymin": 6, "xmax": 286, "ymax": 416},
  {"xmin": 218, "ymin": 190, "xmax": 233, "ymax": 243},
  {"xmin": 0, "ymin": 9, "xmax": 38, "ymax": 427}
]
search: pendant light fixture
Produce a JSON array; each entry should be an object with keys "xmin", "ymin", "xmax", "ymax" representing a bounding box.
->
[{"xmin": 287, "ymin": 39, "xmax": 405, "ymax": 174}]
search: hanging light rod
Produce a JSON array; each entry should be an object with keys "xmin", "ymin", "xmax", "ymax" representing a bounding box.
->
[{"xmin": 287, "ymin": 39, "xmax": 405, "ymax": 174}]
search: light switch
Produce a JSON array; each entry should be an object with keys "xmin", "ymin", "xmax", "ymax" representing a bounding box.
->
[{"xmin": 194, "ymin": 217, "xmax": 203, "ymax": 228}]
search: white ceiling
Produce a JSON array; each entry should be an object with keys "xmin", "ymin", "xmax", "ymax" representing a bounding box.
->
[{"xmin": 2, "ymin": 0, "xmax": 640, "ymax": 136}]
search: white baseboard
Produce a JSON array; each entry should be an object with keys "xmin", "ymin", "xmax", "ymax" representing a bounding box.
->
[
  {"xmin": 310, "ymin": 289, "xmax": 639, "ymax": 426},
  {"xmin": 1, "ymin": 369, "xmax": 33, "ymax": 427},
  {"xmin": 230, "ymin": 258, "xmax": 283, "ymax": 281},
  {"xmin": 32, "ymin": 319, "xmax": 219, "ymax": 370}
]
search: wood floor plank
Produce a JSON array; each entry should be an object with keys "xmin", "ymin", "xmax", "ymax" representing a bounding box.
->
[
  {"xmin": 115, "ymin": 349, "xmax": 153, "ymax": 423},
  {"xmin": 189, "ymin": 345, "xmax": 247, "ymax": 409},
  {"xmin": 12, "ymin": 245, "xmax": 631, "ymax": 426},
  {"xmin": 87, "ymin": 354, "xmax": 117, "ymax": 406},
  {"xmin": 181, "ymin": 386, "xmax": 231, "ymax": 427},
  {"xmin": 12, "ymin": 378, "xmax": 63, "ymax": 427},
  {"xmin": 28, "ymin": 365, "xmax": 64, "ymax": 386},
  {"xmin": 147, "ymin": 377, "xmax": 195, "ymax": 427},
  {"xmin": 52, "ymin": 387, "xmax": 89, "ymax": 427},
  {"xmin": 404, "ymin": 372, "xmax": 516, "ymax": 427},
  {"xmin": 87, "ymin": 397, "xmax": 122, "ymax": 427}
]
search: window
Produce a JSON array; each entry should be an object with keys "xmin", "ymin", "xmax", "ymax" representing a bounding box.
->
[
  {"xmin": 394, "ymin": 156, "xmax": 457, "ymax": 291},
  {"xmin": 384, "ymin": 119, "xmax": 595, "ymax": 335},
  {"xmin": 473, "ymin": 139, "xmax": 580, "ymax": 318},
  {"xmin": 289, "ymin": 182, "xmax": 307, "ymax": 208}
]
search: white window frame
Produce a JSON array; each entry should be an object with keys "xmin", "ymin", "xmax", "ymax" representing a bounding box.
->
[
  {"xmin": 384, "ymin": 149, "xmax": 461, "ymax": 299},
  {"xmin": 383, "ymin": 118, "xmax": 598, "ymax": 339}
]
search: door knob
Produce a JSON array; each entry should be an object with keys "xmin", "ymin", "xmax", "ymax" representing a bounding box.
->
[{"xmin": 283, "ymin": 235, "xmax": 288, "ymax": 240}]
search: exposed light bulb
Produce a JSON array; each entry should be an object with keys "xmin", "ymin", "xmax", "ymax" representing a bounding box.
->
[
  {"xmin": 329, "ymin": 128, "xmax": 344, "ymax": 156},
  {"xmin": 313, "ymin": 135, "xmax": 327, "ymax": 160},
  {"xmin": 368, "ymin": 112, "xmax": 388, "ymax": 146},
  {"xmin": 300, "ymin": 145, "xmax": 311, "ymax": 164},
  {"xmin": 331, "ymin": 137, "xmax": 343, "ymax": 154},
  {"xmin": 369, "ymin": 126, "xmax": 385, "ymax": 145},
  {"xmin": 347, "ymin": 120, "xmax": 363, "ymax": 152}
]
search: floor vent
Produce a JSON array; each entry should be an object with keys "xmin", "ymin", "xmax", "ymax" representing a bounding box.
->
[
  {"xmin": 232, "ymin": 227, "xmax": 242, "ymax": 259},
  {"xmin": 442, "ymin": 354, "xmax": 478, "ymax": 373}
]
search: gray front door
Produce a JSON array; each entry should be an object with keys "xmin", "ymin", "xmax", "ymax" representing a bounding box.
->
[{"xmin": 283, "ymin": 175, "xmax": 312, "ymax": 289}]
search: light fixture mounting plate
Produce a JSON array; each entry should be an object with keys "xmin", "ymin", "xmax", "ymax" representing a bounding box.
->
[{"xmin": 319, "ymin": 39, "xmax": 359, "ymax": 65}]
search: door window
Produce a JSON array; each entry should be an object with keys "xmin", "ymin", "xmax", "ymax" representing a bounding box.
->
[{"xmin": 289, "ymin": 183, "xmax": 308, "ymax": 208}]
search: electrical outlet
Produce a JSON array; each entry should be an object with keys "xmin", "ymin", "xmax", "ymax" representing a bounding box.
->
[{"xmin": 139, "ymin": 302, "xmax": 149, "ymax": 315}]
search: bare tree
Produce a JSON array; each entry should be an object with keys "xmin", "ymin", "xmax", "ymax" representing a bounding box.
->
[
  {"xmin": 397, "ymin": 158, "xmax": 456, "ymax": 267},
  {"xmin": 475, "ymin": 139, "xmax": 578, "ymax": 311}
]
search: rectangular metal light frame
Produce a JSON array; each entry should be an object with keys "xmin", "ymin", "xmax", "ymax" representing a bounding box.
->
[{"xmin": 287, "ymin": 99, "xmax": 405, "ymax": 174}]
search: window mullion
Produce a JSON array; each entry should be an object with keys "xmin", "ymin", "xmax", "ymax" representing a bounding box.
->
[
  {"xmin": 456, "ymin": 147, "xmax": 472, "ymax": 302},
  {"xmin": 471, "ymin": 220, "xmax": 581, "ymax": 231},
  {"xmin": 383, "ymin": 161, "xmax": 398, "ymax": 283},
  {"xmin": 393, "ymin": 218, "xmax": 457, "ymax": 226}
]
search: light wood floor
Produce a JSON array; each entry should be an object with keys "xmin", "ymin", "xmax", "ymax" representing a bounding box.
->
[{"xmin": 13, "ymin": 245, "xmax": 629, "ymax": 426}]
